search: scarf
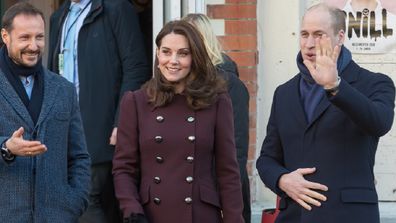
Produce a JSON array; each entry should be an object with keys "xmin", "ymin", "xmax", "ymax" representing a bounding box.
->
[
  {"xmin": 297, "ymin": 45, "xmax": 352, "ymax": 123},
  {"xmin": 0, "ymin": 46, "xmax": 44, "ymax": 125}
]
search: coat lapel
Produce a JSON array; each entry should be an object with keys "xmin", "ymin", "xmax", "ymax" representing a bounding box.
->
[
  {"xmin": 289, "ymin": 76, "xmax": 308, "ymax": 127},
  {"xmin": 0, "ymin": 70, "xmax": 34, "ymax": 127},
  {"xmin": 35, "ymin": 70, "xmax": 60, "ymax": 126},
  {"xmin": 307, "ymin": 94, "xmax": 330, "ymax": 129},
  {"xmin": 82, "ymin": 0, "xmax": 103, "ymax": 26}
]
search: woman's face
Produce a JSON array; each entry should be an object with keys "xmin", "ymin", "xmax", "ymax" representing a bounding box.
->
[{"xmin": 157, "ymin": 32, "xmax": 192, "ymax": 93}]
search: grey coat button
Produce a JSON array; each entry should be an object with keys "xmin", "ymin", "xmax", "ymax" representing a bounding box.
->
[
  {"xmin": 186, "ymin": 156, "xmax": 194, "ymax": 163},
  {"xmin": 186, "ymin": 176, "xmax": 193, "ymax": 183},
  {"xmin": 186, "ymin": 116, "xmax": 195, "ymax": 123},
  {"xmin": 187, "ymin": 136, "xmax": 195, "ymax": 142},
  {"xmin": 156, "ymin": 156, "xmax": 164, "ymax": 163},
  {"xmin": 185, "ymin": 197, "xmax": 192, "ymax": 204},
  {"xmin": 155, "ymin": 136, "xmax": 163, "ymax": 143},
  {"xmin": 156, "ymin": 116, "xmax": 164, "ymax": 122},
  {"xmin": 154, "ymin": 197, "xmax": 161, "ymax": 205},
  {"xmin": 154, "ymin": 176, "xmax": 161, "ymax": 184}
]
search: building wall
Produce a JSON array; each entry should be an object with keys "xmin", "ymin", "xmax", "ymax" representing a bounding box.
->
[{"xmin": 206, "ymin": 0, "xmax": 259, "ymax": 202}]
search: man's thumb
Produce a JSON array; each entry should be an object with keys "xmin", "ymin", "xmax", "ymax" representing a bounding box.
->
[
  {"xmin": 12, "ymin": 127, "xmax": 24, "ymax": 138},
  {"xmin": 298, "ymin": 167, "xmax": 316, "ymax": 175}
]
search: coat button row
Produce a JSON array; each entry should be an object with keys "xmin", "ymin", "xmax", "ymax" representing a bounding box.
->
[
  {"xmin": 157, "ymin": 156, "xmax": 193, "ymax": 164},
  {"xmin": 186, "ymin": 156, "xmax": 194, "ymax": 163},
  {"xmin": 153, "ymin": 197, "xmax": 192, "ymax": 205},
  {"xmin": 155, "ymin": 136, "xmax": 195, "ymax": 143},
  {"xmin": 185, "ymin": 197, "xmax": 192, "ymax": 204},
  {"xmin": 156, "ymin": 115, "xmax": 195, "ymax": 123},
  {"xmin": 154, "ymin": 176, "xmax": 161, "ymax": 184}
]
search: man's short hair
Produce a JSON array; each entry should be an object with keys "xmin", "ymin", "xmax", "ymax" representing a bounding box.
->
[
  {"xmin": 306, "ymin": 3, "xmax": 346, "ymax": 35},
  {"xmin": 1, "ymin": 2, "xmax": 45, "ymax": 32}
]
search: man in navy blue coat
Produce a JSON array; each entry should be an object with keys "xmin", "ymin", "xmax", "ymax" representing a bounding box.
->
[
  {"xmin": 256, "ymin": 3, "xmax": 395, "ymax": 223},
  {"xmin": 48, "ymin": 0, "xmax": 150, "ymax": 222}
]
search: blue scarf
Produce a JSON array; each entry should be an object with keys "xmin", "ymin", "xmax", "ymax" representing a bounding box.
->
[{"xmin": 297, "ymin": 45, "xmax": 352, "ymax": 123}]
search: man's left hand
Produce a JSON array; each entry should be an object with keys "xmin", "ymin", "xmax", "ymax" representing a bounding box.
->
[{"xmin": 304, "ymin": 34, "xmax": 340, "ymax": 89}]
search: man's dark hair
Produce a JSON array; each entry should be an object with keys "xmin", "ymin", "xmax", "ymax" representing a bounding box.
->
[{"xmin": 1, "ymin": 2, "xmax": 45, "ymax": 32}]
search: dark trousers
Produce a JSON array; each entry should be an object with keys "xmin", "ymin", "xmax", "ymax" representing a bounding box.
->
[{"xmin": 79, "ymin": 162, "xmax": 121, "ymax": 223}]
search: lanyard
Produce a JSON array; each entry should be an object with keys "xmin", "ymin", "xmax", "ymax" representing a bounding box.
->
[{"xmin": 62, "ymin": 1, "xmax": 92, "ymax": 51}]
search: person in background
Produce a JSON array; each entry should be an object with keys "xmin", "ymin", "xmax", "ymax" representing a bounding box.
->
[
  {"xmin": 183, "ymin": 13, "xmax": 251, "ymax": 223},
  {"xmin": 113, "ymin": 20, "xmax": 244, "ymax": 223},
  {"xmin": 256, "ymin": 3, "xmax": 395, "ymax": 223},
  {"xmin": 47, "ymin": 0, "xmax": 151, "ymax": 222},
  {"xmin": 0, "ymin": 2, "xmax": 90, "ymax": 222}
]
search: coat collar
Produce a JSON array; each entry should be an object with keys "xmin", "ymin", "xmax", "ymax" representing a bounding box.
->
[
  {"xmin": 36, "ymin": 70, "xmax": 61, "ymax": 126},
  {"xmin": 0, "ymin": 68, "xmax": 32, "ymax": 126},
  {"xmin": 54, "ymin": 0, "xmax": 103, "ymax": 29},
  {"xmin": 0, "ymin": 68, "xmax": 60, "ymax": 128}
]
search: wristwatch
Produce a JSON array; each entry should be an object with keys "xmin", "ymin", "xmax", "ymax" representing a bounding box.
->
[
  {"xmin": 1, "ymin": 141, "xmax": 15, "ymax": 161},
  {"xmin": 324, "ymin": 76, "xmax": 341, "ymax": 96}
]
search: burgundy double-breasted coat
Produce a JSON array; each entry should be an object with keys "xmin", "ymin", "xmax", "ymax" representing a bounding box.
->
[{"xmin": 113, "ymin": 89, "xmax": 244, "ymax": 223}]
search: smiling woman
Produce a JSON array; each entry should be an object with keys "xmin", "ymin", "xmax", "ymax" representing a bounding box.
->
[{"xmin": 112, "ymin": 20, "xmax": 245, "ymax": 223}]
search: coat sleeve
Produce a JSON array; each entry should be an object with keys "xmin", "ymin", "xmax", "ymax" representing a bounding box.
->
[
  {"xmin": 107, "ymin": 1, "xmax": 151, "ymax": 125},
  {"xmin": 67, "ymin": 86, "xmax": 91, "ymax": 216},
  {"xmin": 214, "ymin": 94, "xmax": 244, "ymax": 223},
  {"xmin": 256, "ymin": 88, "xmax": 290, "ymax": 195},
  {"xmin": 112, "ymin": 91, "xmax": 143, "ymax": 217},
  {"xmin": 329, "ymin": 73, "xmax": 395, "ymax": 137}
]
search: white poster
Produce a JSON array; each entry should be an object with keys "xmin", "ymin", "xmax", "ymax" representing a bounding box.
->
[{"xmin": 325, "ymin": 0, "xmax": 396, "ymax": 54}]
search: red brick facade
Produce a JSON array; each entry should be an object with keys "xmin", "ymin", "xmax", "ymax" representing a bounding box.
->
[{"xmin": 207, "ymin": 0, "xmax": 258, "ymax": 202}]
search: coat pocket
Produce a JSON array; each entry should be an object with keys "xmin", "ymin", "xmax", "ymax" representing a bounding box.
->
[
  {"xmin": 199, "ymin": 183, "xmax": 221, "ymax": 208},
  {"xmin": 341, "ymin": 188, "xmax": 378, "ymax": 203}
]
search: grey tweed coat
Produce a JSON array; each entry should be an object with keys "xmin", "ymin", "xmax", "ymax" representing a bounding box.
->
[{"xmin": 0, "ymin": 67, "xmax": 91, "ymax": 223}]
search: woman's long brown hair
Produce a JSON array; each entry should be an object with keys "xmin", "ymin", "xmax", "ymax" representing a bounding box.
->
[{"xmin": 143, "ymin": 20, "xmax": 226, "ymax": 110}]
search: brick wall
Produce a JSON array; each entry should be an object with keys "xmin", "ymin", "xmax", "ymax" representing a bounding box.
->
[{"xmin": 207, "ymin": 0, "xmax": 258, "ymax": 202}]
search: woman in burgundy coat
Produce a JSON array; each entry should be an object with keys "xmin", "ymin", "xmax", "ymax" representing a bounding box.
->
[{"xmin": 112, "ymin": 20, "xmax": 244, "ymax": 223}]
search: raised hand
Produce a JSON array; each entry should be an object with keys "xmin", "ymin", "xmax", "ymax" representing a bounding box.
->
[{"xmin": 303, "ymin": 34, "xmax": 340, "ymax": 89}]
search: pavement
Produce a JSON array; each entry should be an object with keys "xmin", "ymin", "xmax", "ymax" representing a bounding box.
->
[{"xmin": 251, "ymin": 201, "xmax": 396, "ymax": 223}]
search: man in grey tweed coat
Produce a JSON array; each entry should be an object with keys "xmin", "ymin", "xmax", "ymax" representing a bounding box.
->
[{"xmin": 0, "ymin": 3, "xmax": 90, "ymax": 222}]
